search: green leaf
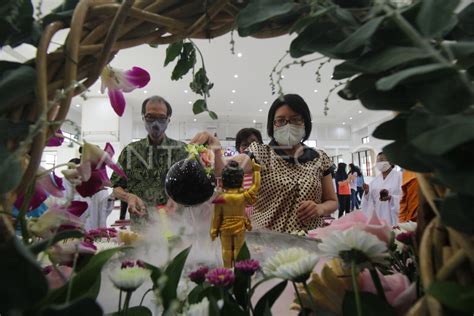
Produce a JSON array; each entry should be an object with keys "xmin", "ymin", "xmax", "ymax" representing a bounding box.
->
[
  {"xmin": 332, "ymin": 17, "xmax": 385, "ymax": 55},
  {"xmin": 447, "ymin": 42, "xmax": 474, "ymax": 68},
  {"xmin": 415, "ymin": 73, "xmax": 474, "ymax": 114},
  {"xmin": 411, "ymin": 115, "xmax": 474, "ymax": 156},
  {"xmin": 254, "ymin": 280, "xmax": 288, "ymax": 316},
  {"xmin": 164, "ymin": 41, "xmax": 183, "ymax": 67},
  {"xmin": 0, "ymin": 237, "xmax": 48, "ymax": 313},
  {"xmin": 193, "ymin": 99, "xmax": 207, "ymax": 115},
  {"xmin": 171, "ymin": 43, "xmax": 195, "ymax": 80},
  {"xmin": 333, "ymin": 46, "xmax": 430, "ymax": 79},
  {"xmin": 0, "ymin": 0, "xmax": 35, "ymax": 48},
  {"xmin": 289, "ymin": 7, "xmax": 335, "ymax": 34},
  {"xmin": 372, "ymin": 114, "xmax": 408, "ymax": 140},
  {"xmin": 383, "ymin": 141, "xmax": 433, "ymax": 173},
  {"xmin": 40, "ymin": 297, "xmax": 102, "ymax": 316},
  {"xmin": 144, "ymin": 262, "xmax": 162, "ymax": 289},
  {"xmin": 437, "ymin": 168, "xmax": 474, "ymax": 199},
  {"xmin": 188, "ymin": 283, "xmax": 210, "ymax": 304},
  {"xmin": 41, "ymin": 0, "xmax": 80, "ymax": 27},
  {"xmin": 343, "ymin": 291, "xmax": 396, "ymax": 316},
  {"xmin": 0, "ymin": 62, "xmax": 36, "ymax": 113},
  {"xmin": 427, "ymin": 281, "xmax": 474, "ymax": 313},
  {"xmin": 190, "ymin": 67, "xmax": 214, "ymax": 97},
  {"xmin": 416, "ymin": 0, "xmax": 459, "ymax": 37},
  {"xmin": 375, "ymin": 64, "xmax": 451, "ymax": 91},
  {"xmin": 236, "ymin": 0, "xmax": 296, "ymax": 29},
  {"xmin": 208, "ymin": 111, "xmax": 218, "ymax": 120},
  {"xmin": 0, "ymin": 144, "xmax": 22, "ymax": 195},
  {"xmin": 43, "ymin": 247, "xmax": 127, "ymax": 305},
  {"xmin": 29, "ymin": 230, "xmax": 84, "ymax": 255},
  {"xmin": 237, "ymin": 21, "xmax": 265, "ymax": 37},
  {"xmin": 0, "ymin": 118, "xmax": 31, "ymax": 142},
  {"xmin": 338, "ymin": 74, "xmax": 377, "ymax": 100},
  {"xmin": 106, "ymin": 306, "xmax": 153, "ymax": 316},
  {"xmin": 236, "ymin": 242, "xmax": 250, "ymax": 261},
  {"xmin": 359, "ymin": 86, "xmax": 416, "ymax": 111},
  {"xmin": 162, "ymin": 246, "xmax": 191, "ymax": 311},
  {"xmin": 440, "ymin": 193, "xmax": 474, "ymax": 234}
]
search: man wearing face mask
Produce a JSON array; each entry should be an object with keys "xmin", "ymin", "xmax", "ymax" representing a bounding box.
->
[
  {"xmin": 110, "ymin": 96, "xmax": 187, "ymax": 224},
  {"xmin": 361, "ymin": 152, "xmax": 402, "ymax": 226},
  {"xmin": 191, "ymin": 94, "xmax": 338, "ymax": 233}
]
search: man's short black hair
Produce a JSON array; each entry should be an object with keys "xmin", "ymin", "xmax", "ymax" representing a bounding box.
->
[
  {"xmin": 235, "ymin": 128, "xmax": 263, "ymax": 150},
  {"xmin": 141, "ymin": 95, "xmax": 172, "ymax": 117},
  {"xmin": 266, "ymin": 94, "xmax": 312, "ymax": 142}
]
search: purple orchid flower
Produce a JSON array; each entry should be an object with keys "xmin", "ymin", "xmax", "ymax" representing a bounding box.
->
[
  {"xmin": 46, "ymin": 129, "xmax": 64, "ymax": 147},
  {"xmin": 100, "ymin": 65, "xmax": 150, "ymax": 116}
]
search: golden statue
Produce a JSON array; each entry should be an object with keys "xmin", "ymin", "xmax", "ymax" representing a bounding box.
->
[{"xmin": 210, "ymin": 159, "xmax": 261, "ymax": 268}]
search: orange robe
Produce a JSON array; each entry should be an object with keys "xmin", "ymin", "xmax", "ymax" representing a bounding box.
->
[{"xmin": 399, "ymin": 170, "xmax": 419, "ymax": 222}]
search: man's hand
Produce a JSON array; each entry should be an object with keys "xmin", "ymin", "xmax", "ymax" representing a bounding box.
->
[
  {"xmin": 126, "ymin": 194, "xmax": 146, "ymax": 217},
  {"xmin": 190, "ymin": 131, "xmax": 222, "ymax": 152},
  {"xmin": 363, "ymin": 183, "xmax": 369, "ymax": 194},
  {"xmin": 297, "ymin": 200, "xmax": 325, "ymax": 223}
]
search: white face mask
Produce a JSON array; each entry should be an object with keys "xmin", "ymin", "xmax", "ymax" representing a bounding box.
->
[
  {"xmin": 273, "ymin": 124, "xmax": 305, "ymax": 147},
  {"xmin": 376, "ymin": 161, "xmax": 391, "ymax": 172}
]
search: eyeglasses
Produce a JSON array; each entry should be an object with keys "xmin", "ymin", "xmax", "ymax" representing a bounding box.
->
[
  {"xmin": 273, "ymin": 117, "xmax": 304, "ymax": 127},
  {"xmin": 144, "ymin": 114, "xmax": 168, "ymax": 123}
]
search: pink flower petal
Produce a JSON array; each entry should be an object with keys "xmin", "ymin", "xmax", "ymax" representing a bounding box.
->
[
  {"xmin": 108, "ymin": 89, "xmax": 126, "ymax": 116},
  {"xmin": 75, "ymin": 172, "xmax": 104, "ymax": 197},
  {"xmin": 14, "ymin": 187, "xmax": 47, "ymax": 211},
  {"xmin": 77, "ymin": 161, "xmax": 92, "ymax": 182},
  {"xmin": 37, "ymin": 172, "xmax": 64, "ymax": 198},
  {"xmin": 124, "ymin": 66, "xmax": 150, "ymax": 88},
  {"xmin": 44, "ymin": 265, "xmax": 73, "ymax": 289},
  {"xmin": 104, "ymin": 142, "xmax": 115, "ymax": 157},
  {"xmin": 67, "ymin": 201, "xmax": 88, "ymax": 217},
  {"xmin": 46, "ymin": 130, "xmax": 64, "ymax": 147}
]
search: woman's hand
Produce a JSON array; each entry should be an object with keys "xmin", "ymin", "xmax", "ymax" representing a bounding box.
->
[
  {"xmin": 190, "ymin": 131, "xmax": 222, "ymax": 152},
  {"xmin": 297, "ymin": 200, "xmax": 325, "ymax": 223},
  {"xmin": 126, "ymin": 193, "xmax": 146, "ymax": 217}
]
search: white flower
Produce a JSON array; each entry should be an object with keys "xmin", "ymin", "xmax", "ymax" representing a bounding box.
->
[
  {"xmin": 185, "ymin": 298, "xmax": 209, "ymax": 316},
  {"xmin": 109, "ymin": 266, "xmax": 150, "ymax": 292},
  {"xmin": 398, "ymin": 221, "xmax": 417, "ymax": 233},
  {"xmin": 95, "ymin": 241, "xmax": 120, "ymax": 252},
  {"xmin": 262, "ymin": 248, "xmax": 319, "ymax": 282},
  {"xmin": 318, "ymin": 228, "xmax": 389, "ymax": 266}
]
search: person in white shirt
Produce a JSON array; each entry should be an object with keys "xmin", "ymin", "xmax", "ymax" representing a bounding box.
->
[{"xmin": 361, "ymin": 152, "xmax": 402, "ymax": 226}]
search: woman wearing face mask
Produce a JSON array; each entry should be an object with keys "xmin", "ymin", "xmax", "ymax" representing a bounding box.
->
[
  {"xmin": 361, "ymin": 152, "xmax": 402, "ymax": 226},
  {"xmin": 191, "ymin": 94, "xmax": 338, "ymax": 233}
]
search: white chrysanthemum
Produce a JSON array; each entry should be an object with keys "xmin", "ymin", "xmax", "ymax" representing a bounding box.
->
[
  {"xmin": 109, "ymin": 266, "xmax": 150, "ymax": 292},
  {"xmin": 318, "ymin": 228, "xmax": 389, "ymax": 266},
  {"xmin": 398, "ymin": 221, "xmax": 417, "ymax": 233},
  {"xmin": 185, "ymin": 298, "xmax": 209, "ymax": 316},
  {"xmin": 95, "ymin": 241, "xmax": 120, "ymax": 252},
  {"xmin": 263, "ymin": 248, "xmax": 319, "ymax": 282}
]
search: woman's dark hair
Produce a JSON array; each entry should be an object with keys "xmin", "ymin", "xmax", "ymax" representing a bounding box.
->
[
  {"xmin": 335, "ymin": 162, "xmax": 348, "ymax": 180},
  {"xmin": 266, "ymin": 94, "xmax": 312, "ymax": 142},
  {"xmin": 349, "ymin": 163, "xmax": 362, "ymax": 177},
  {"xmin": 235, "ymin": 128, "xmax": 263, "ymax": 150},
  {"xmin": 141, "ymin": 95, "xmax": 173, "ymax": 117},
  {"xmin": 222, "ymin": 160, "xmax": 244, "ymax": 189}
]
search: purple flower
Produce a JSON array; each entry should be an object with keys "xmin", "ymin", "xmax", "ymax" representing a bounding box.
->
[
  {"xmin": 100, "ymin": 65, "xmax": 150, "ymax": 116},
  {"xmin": 121, "ymin": 260, "xmax": 136, "ymax": 269},
  {"xmin": 395, "ymin": 231, "xmax": 415, "ymax": 245},
  {"xmin": 235, "ymin": 259, "xmax": 260, "ymax": 275},
  {"xmin": 14, "ymin": 170, "xmax": 64, "ymax": 211},
  {"xmin": 206, "ymin": 268, "xmax": 235, "ymax": 287},
  {"xmin": 136, "ymin": 260, "xmax": 145, "ymax": 268},
  {"xmin": 189, "ymin": 266, "xmax": 209, "ymax": 284},
  {"xmin": 46, "ymin": 129, "xmax": 64, "ymax": 147}
]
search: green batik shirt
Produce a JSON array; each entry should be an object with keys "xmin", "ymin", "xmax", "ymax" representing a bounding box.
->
[{"xmin": 110, "ymin": 135, "xmax": 187, "ymax": 206}]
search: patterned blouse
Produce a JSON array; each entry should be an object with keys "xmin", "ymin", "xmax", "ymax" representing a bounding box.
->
[{"xmin": 247, "ymin": 142, "xmax": 332, "ymax": 233}]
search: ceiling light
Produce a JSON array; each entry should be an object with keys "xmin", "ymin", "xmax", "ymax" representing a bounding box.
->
[
  {"xmin": 280, "ymin": 75, "xmax": 285, "ymax": 79},
  {"xmin": 75, "ymin": 104, "xmax": 81, "ymax": 107},
  {"xmin": 358, "ymin": 110, "xmax": 362, "ymax": 114},
  {"xmin": 143, "ymin": 90, "xmax": 147, "ymax": 94},
  {"xmin": 237, "ymin": 52, "xmax": 242, "ymax": 58},
  {"xmin": 342, "ymin": 122, "xmax": 346, "ymax": 125},
  {"xmin": 184, "ymin": 90, "xmax": 188, "ymax": 93},
  {"xmin": 193, "ymin": 118, "xmax": 197, "ymax": 122},
  {"xmin": 349, "ymin": 117, "xmax": 353, "ymax": 120},
  {"xmin": 98, "ymin": 90, "xmax": 101, "ymax": 94},
  {"xmin": 264, "ymin": 101, "xmax": 268, "ymax": 104},
  {"xmin": 232, "ymin": 89, "xmax": 236, "ymax": 93},
  {"xmin": 234, "ymin": 74, "xmax": 239, "ymax": 78},
  {"xmin": 252, "ymin": 119, "xmax": 256, "ymax": 123},
  {"xmin": 311, "ymin": 120, "xmax": 314, "ymax": 123},
  {"xmin": 230, "ymin": 101, "xmax": 234, "ymax": 104},
  {"xmin": 258, "ymin": 109, "xmax": 263, "ymax": 112},
  {"xmin": 314, "ymin": 89, "xmax": 318, "ymax": 93},
  {"xmin": 188, "ymin": 101, "xmax": 192, "ymax": 104}
]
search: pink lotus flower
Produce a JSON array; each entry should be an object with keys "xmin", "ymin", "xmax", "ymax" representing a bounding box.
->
[
  {"xmin": 206, "ymin": 268, "xmax": 235, "ymax": 287},
  {"xmin": 359, "ymin": 269, "xmax": 417, "ymax": 315},
  {"xmin": 235, "ymin": 259, "xmax": 260, "ymax": 275},
  {"xmin": 43, "ymin": 265, "xmax": 73, "ymax": 289},
  {"xmin": 100, "ymin": 65, "xmax": 150, "ymax": 116},
  {"xmin": 308, "ymin": 210, "xmax": 391, "ymax": 244},
  {"xmin": 28, "ymin": 201, "xmax": 88, "ymax": 238},
  {"xmin": 14, "ymin": 169, "xmax": 64, "ymax": 211},
  {"xmin": 189, "ymin": 266, "xmax": 209, "ymax": 284},
  {"xmin": 46, "ymin": 129, "xmax": 64, "ymax": 147},
  {"xmin": 75, "ymin": 142, "xmax": 126, "ymax": 197},
  {"xmin": 48, "ymin": 239, "xmax": 97, "ymax": 265}
]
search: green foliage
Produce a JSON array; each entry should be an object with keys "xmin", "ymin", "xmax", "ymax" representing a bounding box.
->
[
  {"xmin": 416, "ymin": 0, "xmax": 459, "ymax": 38},
  {"xmin": 236, "ymin": 0, "xmax": 297, "ymax": 29},
  {"xmin": 254, "ymin": 280, "xmax": 287, "ymax": 315},
  {"xmin": 161, "ymin": 246, "xmax": 191, "ymax": 312},
  {"xmin": 0, "ymin": 0, "xmax": 38, "ymax": 47},
  {"xmin": 0, "ymin": 237, "xmax": 48, "ymax": 314},
  {"xmin": 342, "ymin": 291, "xmax": 396, "ymax": 316},
  {"xmin": 164, "ymin": 41, "xmax": 183, "ymax": 67},
  {"xmin": 0, "ymin": 61, "xmax": 36, "ymax": 114},
  {"xmin": 40, "ymin": 298, "xmax": 103, "ymax": 316},
  {"xmin": 170, "ymin": 43, "xmax": 196, "ymax": 81},
  {"xmin": 190, "ymin": 68, "xmax": 214, "ymax": 97},
  {"xmin": 106, "ymin": 306, "xmax": 153, "ymax": 316},
  {"xmin": 426, "ymin": 281, "xmax": 474, "ymax": 314},
  {"xmin": 0, "ymin": 118, "xmax": 31, "ymax": 143},
  {"xmin": 40, "ymin": 0, "xmax": 80, "ymax": 27},
  {"xmin": 0, "ymin": 144, "xmax": 22, "ymax": 195},
  {"xmin": 192, "ymin": 99, "xmax": 207, "ymax": 115}
]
